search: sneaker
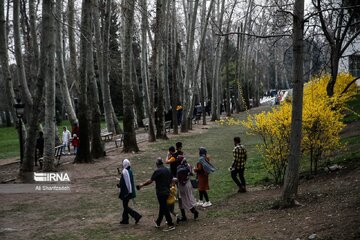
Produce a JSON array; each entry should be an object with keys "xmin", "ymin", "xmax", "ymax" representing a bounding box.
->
[
  {"xmin": 202, "ymin": 201, "xmax": 212, "ymax": 207},
  {"xmin": 196, "ymin": 200, "xmax": 204, "ymax": 206},
  {"xmin": 163, "ymin": 225, "xmax": 175, "ymax": 232},
  {"xmin": 153, "ymin": 220, "xmax": 160, "ymax": 228},
  {"xmin": 120, "ymin": 220, "xmax": 129, "ymax": 224}
]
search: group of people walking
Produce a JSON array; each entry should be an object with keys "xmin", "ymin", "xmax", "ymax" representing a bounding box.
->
[{"xmin": 116, "ymin": 137, "xmax": 247, "ymax": 231}]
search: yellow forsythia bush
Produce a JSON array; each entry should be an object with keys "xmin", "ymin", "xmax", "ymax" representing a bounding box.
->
[{"xmin": 241, "ymin": 73, "xmax": 358, "ymax": 183}]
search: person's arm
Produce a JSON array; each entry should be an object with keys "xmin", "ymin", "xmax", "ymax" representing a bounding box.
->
[
  {"xmin": 165, "ymin": 153, "xmax": 176, "ymax": 163},
  {"xmin": 137, "ymin": 179, "xmax": 153, "ymax": 190}
]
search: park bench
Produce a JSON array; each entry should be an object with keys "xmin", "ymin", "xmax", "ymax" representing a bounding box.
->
[
  {"xmin": 39, "ymin": 145, "xmax": 63, "ymax": 169},
  {"xmin": 165, "ymin": 121, "xmax": 171, "ymax": 132},
  {"xmin": 115, "ymin": 134, "xmax": 124, "ymax": 148},
  {"xmin": 142, "ymin": 118, "xmax": 149, "ymax": 130},
  {"xmin": 101, "ymin": 132, "xmax": 113, "ymax": 142}
]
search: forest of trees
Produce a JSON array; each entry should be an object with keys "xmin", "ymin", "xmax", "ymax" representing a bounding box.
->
[{"xmin": 0, "ymin": 0, "xmax": 359, "ymax": 206}]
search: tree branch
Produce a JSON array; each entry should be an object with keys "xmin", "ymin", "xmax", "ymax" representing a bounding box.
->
[
  {"xmin": 340, "ymin": 77, "xmax": 360, "ymax": 96},
  {"xmin": 215, "ymin": 31, "xmax": 291, "ymax": 39}
]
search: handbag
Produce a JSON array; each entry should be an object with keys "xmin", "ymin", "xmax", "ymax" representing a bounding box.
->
[{"xmin": 190, "ymin": 179, "xmax": 198, "ymax": 189}]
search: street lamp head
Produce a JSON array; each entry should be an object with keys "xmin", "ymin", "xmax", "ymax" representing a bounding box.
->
[{"xmin": 14, "ymin": 99, "xmax": 25, "ymax": 118}]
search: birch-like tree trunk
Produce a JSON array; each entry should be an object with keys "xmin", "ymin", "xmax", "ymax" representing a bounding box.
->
[
  {"xmin": 181, "ymin": 0, "xmax": 199, "ymax": 132},
  {"xmin": 88, "ymin": 16, "xmax": 104, "ymax": 159},
  {"xmin": 42, "ymin": 0, "xmax": 57, "ymax": 171},
  {"xmin": 122, "ymin": 0, "xmax": 139, "ymax": 152},
  {"xmin": 29, "ymin": 0, "xmax": 39, "ymax": 91},
  {"xmin": 280, "ymin": 0, "xmax": 305, "ymax": 208},
  {"xmin": 140, "ymin": 0, "xmax": 156, "ymax": 141},
  {"xmin": 67, "ymin": 0, "xmax": 79, "ymax": 94},
  {"xmin": 0, "ymin": 0, "xmax": 16, "ymax": 107},
  {"xmin": 94, "ymin": 0, "xmax": 115, "ymax": 134},
  {"xmin": 18, "ymin": 0, "xmax": 55, "ymax": 181},
  {"xmin": 56, "ymin": 0, "xmax": 77, "ymax": 126},
  {"xmin": 152, "ymin": 0, "xmax": 167, "ymax": 139},
  {"xmin": 103, "ymin": 0, "xmax": 122, "ymax": 134},
  {"xmin": 13, "ymin": 0, "xmax": 33, "ymax": 107},
  {"xmin": 211, "ymin": 0, "xmax": 225, "ymax": 121},
  {"xmin": 75, "ymin": 0, "xmax": 92, "ymax": 163}
]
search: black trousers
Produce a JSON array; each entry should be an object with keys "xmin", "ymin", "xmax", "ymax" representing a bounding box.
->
[
  {"xmin": 156, "ymin": 194, "xmax": 174, "ymax": 226},
  {"xmin": 231, "ymin": 168, "xmax": 246, "ymax": 188},
  {"xmin": 121, "ymin": 196, "xmax": 141, "ymax": 223}
]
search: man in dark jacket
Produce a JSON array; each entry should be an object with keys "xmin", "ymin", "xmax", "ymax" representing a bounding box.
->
[{"xmin": 137, "ymin": 158, "xmax": 175, "ymax": 231}]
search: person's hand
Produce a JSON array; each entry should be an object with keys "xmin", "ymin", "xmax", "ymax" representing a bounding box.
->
[{"xmin": 136, "ymin": 185, "xmax": 141, "ymax": 190}]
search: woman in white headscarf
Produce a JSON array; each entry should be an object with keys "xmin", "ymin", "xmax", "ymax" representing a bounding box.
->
[{"xmin": 117, "ymin": 159, "xmax": 142, "ymax": 224}]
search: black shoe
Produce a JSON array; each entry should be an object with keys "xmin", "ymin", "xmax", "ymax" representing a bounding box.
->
[
  {"xmin": 135, "ymin": 215, "xmax": 142, "ymax": 224},
  {"xmin": 194, "ymin": 211, "xmax": 199, "ymax": 220},
  {"xmin": 120, "ymin": 220, "xmax": 129, "ymax": 224}
]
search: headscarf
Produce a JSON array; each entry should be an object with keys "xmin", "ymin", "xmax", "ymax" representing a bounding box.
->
[{"xmin": 122, "ymin": 159, "xmax": 132, "ymax": 194}]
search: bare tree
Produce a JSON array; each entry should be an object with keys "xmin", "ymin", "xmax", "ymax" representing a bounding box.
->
[
  {"xmin": 280, "ymin": 0, "xmax": 305, "ymax": 208},
  {"xmin": 13, "ymin": 0, "xmax": 33, "ymax": 107},
  {"xmin": 122, "ymin": 0, "xmax": 139, "ymax": 152},
  {"xmin": 152, "ymin": 0, "xmax": 168, "ymax": 139},
  {"xmin": 181, "ymin": 0, "xmax": 199, "ymax": 132},
  {"xmin": 312, "ymin": 0, "xmax": 360, "ymax": 97},
  {"xmin": 94, "ymin": 0, "xmax": 117, "ymax": 135},
  {"xmin": 67, "ymin": 0, "xmax": 79, "ymax": 93},
  {"xmin": 0, "ymin": 0, "xmax": 16, "ymax": 108},
  {"xmin": 75, "ymin": 0, "xmax": 93, "ymax": 163},
  {"xmin": 140, "ymin": 0, "xmax": 156, "ymax": 141},
  {"xmin": 56, "ymin": 0, "xmax": 77, "ymax": 126}
]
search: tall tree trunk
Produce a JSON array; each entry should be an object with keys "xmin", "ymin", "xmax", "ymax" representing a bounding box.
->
[
  {"xmin": 103, "ymin": 0, "xmax": 122, "ymax": 134},
  {"xmin": 152, "ymin": 0, "xmax": 167, "ymax": 139},
  {"xmin": 140, "ymin": 0, "xmax": 156, "ymax": 141},
  {"xmin": 122, "ymin": 0, "xmax": 139, "ymax": 152},
  {"xmin": 0, "ymin": 0, "xmax": 16, "ymax": 108},
  {"xmin": 88, "ymin": 19, "xmax": 104, "ymax": 159},
  {"xmin": 181, "ymin": 0, "xmax": 199, "ymax": 132},
  {"xmin": 18, "ymin": 0, "xmax": 56, "ymax": 181},
  {"xmin": 29, "ymin": 0, "xmax": 39, "ymax": 93},
  {"xmin": 211, "ymin": 0, "xmax": 226, "ymax": 121},
  {"xmin": 67, "ymin": 0, "xmax": 79, "ymax": 94},
  {"xmin": 75, "ymin": 0, "xmax": 92, "ymax": 163},
  {"xmin": 280, "ymin": 0, "xmax": 305, "ymax": 208},
  {"xmin": 132, "ymin": 51, "xmax": 145, "ymax": 128},
  {"xmin": 13, "ymin": 0, "xmax": 33, "ymax": 107},
  {"xmin": 94, "ymin": 0, "xmax": 115, "ymax": 134},
  {"xmin": 56, "ymin": 0, "xmax": 77, "ymax": 126},
  {"xmin": 42, "ymin": 0, "xmax": 57, "ymax": 172},
  {"xmin": 172, "ymin": 42, "xmax": 181, "ymax": 134}
]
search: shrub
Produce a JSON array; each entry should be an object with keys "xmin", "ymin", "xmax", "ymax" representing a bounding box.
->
[{"xmin": 241, "ymin": 73, "xmax": 358, "ymax": 182}]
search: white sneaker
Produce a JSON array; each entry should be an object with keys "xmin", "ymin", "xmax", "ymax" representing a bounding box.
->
[
  {"xmin": 202, "ymin": 201, "xmax": 212, "ymax": 207},
  {"xmin": 196, "ymin": 200, "xmax": 204, "ymax": 206}
]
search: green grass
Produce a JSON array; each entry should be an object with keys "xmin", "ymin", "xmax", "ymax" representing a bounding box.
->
[
  {"xmin": 0, "ymin": 127, "xmax": 19, "ymax": 159},
  {"xmin": 0, "ymin": 119, "xmax": 123, "ymax": 160},
  {"xmin": 343, "ymin": 93, "xmax": 360, "ymax": 123}
]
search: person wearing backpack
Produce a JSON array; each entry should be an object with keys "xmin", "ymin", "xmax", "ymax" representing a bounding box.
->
[
  {"xmin": 231, "ymin": 137, "xmax": 247, "ymax": 193},
  {"xmin": 176, "ymin": 158, "xmax": 199, "ymax": 222},
  {"xmin": 194, "ymin": 147, "xmax": 214, "ymax": 207}
]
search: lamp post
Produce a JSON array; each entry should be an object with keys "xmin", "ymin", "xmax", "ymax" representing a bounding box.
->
[{"xmin": 14, "ymin": 100, "xmax": 25, "ymax": 164}]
